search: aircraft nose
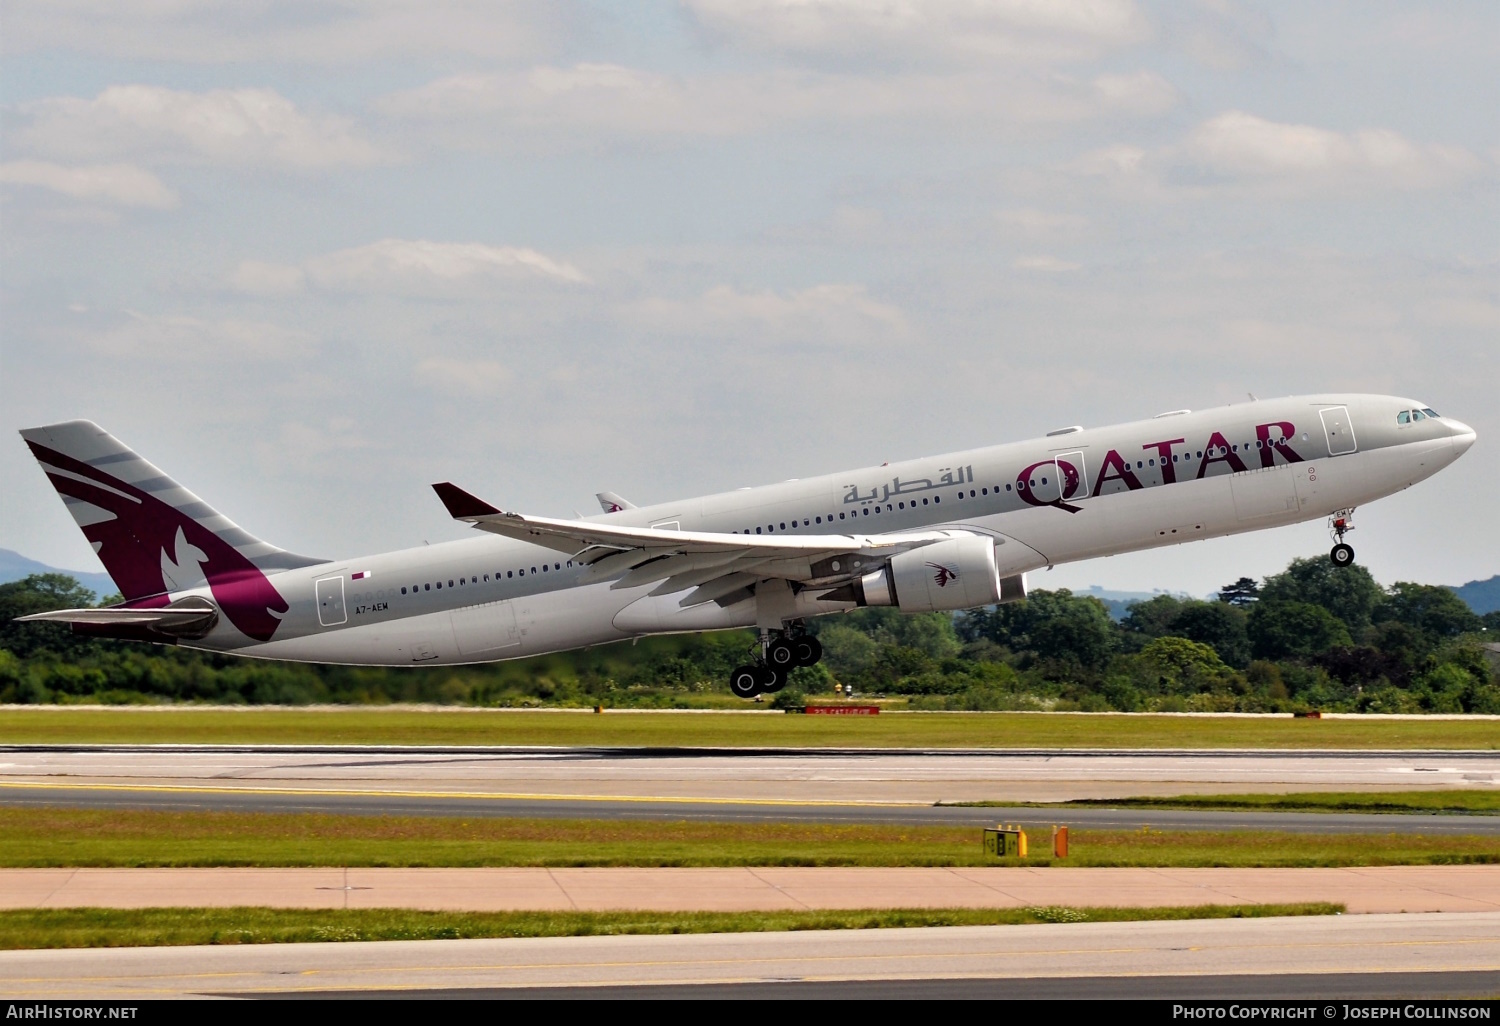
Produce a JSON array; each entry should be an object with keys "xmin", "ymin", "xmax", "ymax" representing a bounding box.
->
[{"xmin": 1447, "ymin": 418, "xmax": 1476, "ymax": 456}]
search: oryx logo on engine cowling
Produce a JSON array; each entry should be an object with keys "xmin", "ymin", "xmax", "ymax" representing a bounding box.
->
[{"xmin": 928, "ymin": 563, "xmax": 959, "ymax": 588}]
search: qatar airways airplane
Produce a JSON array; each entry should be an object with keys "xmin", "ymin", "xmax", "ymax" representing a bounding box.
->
[{"xmin": 18, "ymin": 394, "xmax": 1475, "ymax": 697}]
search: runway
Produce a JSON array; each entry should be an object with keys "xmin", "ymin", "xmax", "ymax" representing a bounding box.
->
[
  {"xmin": 6, "ymin": 782, "xmax": 1500, "ymax": 835},
  {"xmin": 287, "ymin": 972, "xmax": 1500, "ymax": 1000},
  {"xmin": 2, "ymin": 744, "xmax": 1497, "ymax": 834},
  {"xmin": 2, "ymin": 865, "xmax": 1496, "ymax": 913},
  {"xmin": 4, "ymin": 913, "xmax": 1496, "ymax": 999}
]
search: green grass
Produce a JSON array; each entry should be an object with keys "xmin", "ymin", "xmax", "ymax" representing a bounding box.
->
[
  {"xmin": 0, "ymin": 903, "xmax": 1344, "ymax": 950},
  {"xmin": 1034, "ymin": 791, "xmax": 1500, "ymax": 815},
  {"xmin": 1, "ymin": 707, "xmax": 1495, "ymax": 748},
  {"xmin": 1, "ymin": 808, "xmax": 1494, "ymax": 868}
]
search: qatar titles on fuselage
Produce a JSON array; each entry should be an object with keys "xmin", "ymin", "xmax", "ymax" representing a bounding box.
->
[{"xmin": 17, "ymin": 394, "xmax": 1475, "ymax": 695}]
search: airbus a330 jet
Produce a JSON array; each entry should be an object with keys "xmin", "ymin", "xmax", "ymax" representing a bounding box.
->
[{"xmin": 18, "ymin": 394, "xmax": 1475, "ymax": 697}]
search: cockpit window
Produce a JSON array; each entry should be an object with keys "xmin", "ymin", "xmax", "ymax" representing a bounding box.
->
[
  {"xmin": 1397, "ymin": 411, "xmax": 1410, "ymax": 424},
  {"xmin": 1411, "ymin": 410, "xmax": 1426, "ymax": 421},
  {"xmin": 1422, "ymin": 408, "xmax": 1440, "ymax": 418}
]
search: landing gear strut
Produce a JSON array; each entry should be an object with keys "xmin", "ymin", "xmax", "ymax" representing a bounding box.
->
[
  {"xmin": 729, "ymin": 623, "xmax": 824, "ymax": 698},
  {"xmin": 1328, "ymin": 509, "xmax": 1356, "ymax": 568}
]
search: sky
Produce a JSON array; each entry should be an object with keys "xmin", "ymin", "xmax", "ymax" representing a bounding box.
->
[{"xmin": 2, "ymin": 0, "xmax": 1496, "ymax": 599}]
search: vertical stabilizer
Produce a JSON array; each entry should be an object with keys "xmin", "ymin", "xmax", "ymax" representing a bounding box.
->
[{"xmin": 19, "ymin": 420, "xmax": 326, "ymax": 639}]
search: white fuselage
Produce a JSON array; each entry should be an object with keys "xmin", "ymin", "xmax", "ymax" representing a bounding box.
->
[{"xmin": 179, "ymin": 393, "xmax": 1474, "ymax": 666}]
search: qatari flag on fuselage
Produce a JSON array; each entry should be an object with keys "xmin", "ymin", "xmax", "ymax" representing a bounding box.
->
[{"xmin": 351, "ymin": 571, "xmax": 371, "ymax": 580}]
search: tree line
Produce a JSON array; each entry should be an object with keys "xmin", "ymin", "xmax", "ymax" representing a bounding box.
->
[{"xmin": 1, "ymin": 556, "xmax": 1497, "ymax": 712}]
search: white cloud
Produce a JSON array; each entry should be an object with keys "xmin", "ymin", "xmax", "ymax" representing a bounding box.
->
[
  {"xmin": 0, "ymin": 160, "xmax": 177, "ymax": 208},
  {"xmin": 227, "ymin": 261, "xmax": 308, "ymax": 297},
  {"xmin": 88, "ymin": 311, "xmax": 315, "ymax": 360},
  {"xmin": 229, "ymin": 240, "xmax": 588, "ymax": 298},
  {"xmin": 683, "ymin": 0, "xmax": 1150, "ymax": 63},
  {"xmin": 305, "ymin": 240, "xmax": 589, "ymax": 293},
  {"xmin": 1162, "ymin": 0, "xmax": 1274, "ymax": 71},
  {"xmin": 10, "ymin": 86, "xmax": 384, "ymax": 170},
  {"xmin": 416, "ymin": 357, "xmax": 514, "ymax": 395},
  {"xmin": 1012, "ymin": 255, "xmax": 1082, "ymax": 272},
  {"xmin": 996, "ymin": 207, "xmax": 1089, "ymax": 239},
  {"xmin": 2, "ymin": 0, "xmax": 564, "ymax": 64},
  {"xmin": 380, "ymin": 62, "xmax": 1178, "ymax": 148},
  {"xmin": 1180, "ymin": 111, "xmax": 1483, "ymax": 189},
  {"xmin": 1092, "ymin": 71, "xmax": 1179, "ymax": 117},
  {"xmin": 627, "ymin": 283, "xmax": 906, "ymax": 346},
  {"xmin": 1069, "ymin": 113, "xmax": 1483, "ymax": 196}
]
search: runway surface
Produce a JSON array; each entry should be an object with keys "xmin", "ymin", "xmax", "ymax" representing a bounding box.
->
[
  {"xmin": 273, "ymin": 972, "xmax": 1500, "ymax": 1000},
  {"xmin": 4, "ymin": 912, "xmax": 1496, "ymax": 999},
  {"xmin": 2, "ymin": 744, "xmax": 1497, "ymax": 834},
  {"xmin": 3, "ymin": 865, "xmax": 1496, "ymax": 913}
]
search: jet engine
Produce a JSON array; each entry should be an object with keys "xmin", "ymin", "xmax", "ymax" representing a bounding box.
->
[{"xmin": 838, "ymin": 534, "xmax": 1027, "ymax": 613}]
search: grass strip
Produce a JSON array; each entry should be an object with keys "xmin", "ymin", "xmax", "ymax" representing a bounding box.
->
[
  {"xmin": 1031, "ymin": 791, "xmax": 1500, "ymax": 816},
  {"xmin": 2, "ymin": 707, "xmax": 1496, "ymax": 749},
  {"xmin": 0, "ymin": 903, "xmax": 1344, "ymax": 950},
  {"xmin": 0, "ymin": 808, "xmax": 1494, "ymax": 868}
]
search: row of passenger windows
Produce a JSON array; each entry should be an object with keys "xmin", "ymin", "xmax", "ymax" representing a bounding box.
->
[
  {"xmin": 736, "ymin": 439, "xmax": 1304, "ymax": 532},
  {"xmin": 398, "ymin": 560, "xmax": 574, "ymax": 596},
  {"xmin": 739, "ymin": 495, "xmax": 947, "ymax": 533}
]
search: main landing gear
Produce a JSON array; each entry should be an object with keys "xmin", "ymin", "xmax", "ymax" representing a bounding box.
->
[
  {"xmin": 1329, "ymin": 509, "xmax": 1356, "ymax": 568},
  {"xmin": 729, "ymin": 625, "xmax": 824, "ymax": 699}
]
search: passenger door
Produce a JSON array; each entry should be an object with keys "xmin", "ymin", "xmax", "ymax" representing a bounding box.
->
[
  {"xmin": 315, "ymin": 575, "xmax": 347, "ymax": 627},
  {"xmin": 1320, "ymin": 406, "xmax": 1358, "ymax": 455}
]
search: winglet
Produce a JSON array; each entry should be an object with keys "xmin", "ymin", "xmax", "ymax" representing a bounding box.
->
[{"xmin": 431, "ymin": 482, "xmax": 502, "ymax": 519}]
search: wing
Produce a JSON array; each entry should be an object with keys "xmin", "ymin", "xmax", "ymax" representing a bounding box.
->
[{"xmin": 432, "ymin": 482, "xmax": 955, "ymax": 607}]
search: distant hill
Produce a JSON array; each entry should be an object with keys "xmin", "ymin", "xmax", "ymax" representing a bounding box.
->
[
  {"xmin": 0, "ymin": 549, "xmax": 115, "ymax": 601},
  {"xmin": 1077, "ymin": 586, "xmax": 1199, "ymax": 621},
  {"xmin": 1450, "ymin": 575, "xmax": 1500, "ymax": 615}
]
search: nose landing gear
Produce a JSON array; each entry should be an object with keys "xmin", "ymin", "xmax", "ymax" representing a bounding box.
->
[
  {"xmin": 729, "ymin": 623, "xmax": 825, "ymax": 699},
  {"xmin": 1328, "ymin": 509, "xmax": 1356, "ymax": 567}
]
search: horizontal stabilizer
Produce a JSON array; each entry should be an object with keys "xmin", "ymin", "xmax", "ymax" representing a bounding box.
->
[{"xmin": 17, "ymin": 596, "xmax": 219, "ymax": 640}]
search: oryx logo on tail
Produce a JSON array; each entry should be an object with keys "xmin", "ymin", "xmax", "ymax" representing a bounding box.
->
[{"xmin": 19, "ymin": 420, "xmax": 327, "ymax": 642}]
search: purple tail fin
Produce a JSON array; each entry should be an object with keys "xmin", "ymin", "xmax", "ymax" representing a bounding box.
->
[{"xmin": 19, "ymin": 421, "xmax": 327, "ymax": 641}]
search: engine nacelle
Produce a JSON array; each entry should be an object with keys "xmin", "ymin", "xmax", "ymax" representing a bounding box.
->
[{"xmin": 848, "ymin": 535, "xmax": 1027, "ymax": 613}]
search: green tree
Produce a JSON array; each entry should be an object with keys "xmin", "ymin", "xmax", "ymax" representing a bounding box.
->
[
  {"xmin": 0, "ymin": 574, "xmax": 105, "ymax": 660},
  {"xmin": 1247, "ymin": 601, "xmax": 1352, "ymax": 660},
  {"xmin": 1258, "ymin": 557, "xmax": 1385, "ymax": 632},
  {"xmin": 962, "ymin": 590, "xmax": 1115, "ymax": 670},
  {"xmin": 815, "ymin": 623, "xmax": 881, "ymax": 677},
  {"xmin": 1374, "ymin": 583, "xmax": 1482, "ymax": 639},
  {"xmin": 1119, "ymin": 595, "xmax": 1187, "ymax": 640},
  {"xmin": 1167, "ymin": 601, "xmax": 1252, "ymax": 669},
  {"xmin": 1217, "ymin": 577, "xmax": 1260, "ymax": 607},
  {"xmin": 1126, "ymin": 637, "xmax": 1239, "ymax": 697}
]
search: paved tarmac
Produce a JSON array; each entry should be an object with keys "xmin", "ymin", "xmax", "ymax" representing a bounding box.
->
[
  {"xmin": 3, "ymin": 745, "xmax": 1498, "ymax": 804},
  {"xmin": 286, "ymin": 971, "xmax": 1500, "ymax": 999},
  {"xmin": 6, "ymin": 782, "xmax": 1500, "ymax": 835},
  {"xmin": 2, "ymin": 866, "xmax": 1496, "ymax": 914},
  {"xmin": 1, "ymin": 745, "xmax": 1497, "ymax": 834},
  {"xmin": 4, "ymin": 913, "xmax": 1496, "ymax": 999}
]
